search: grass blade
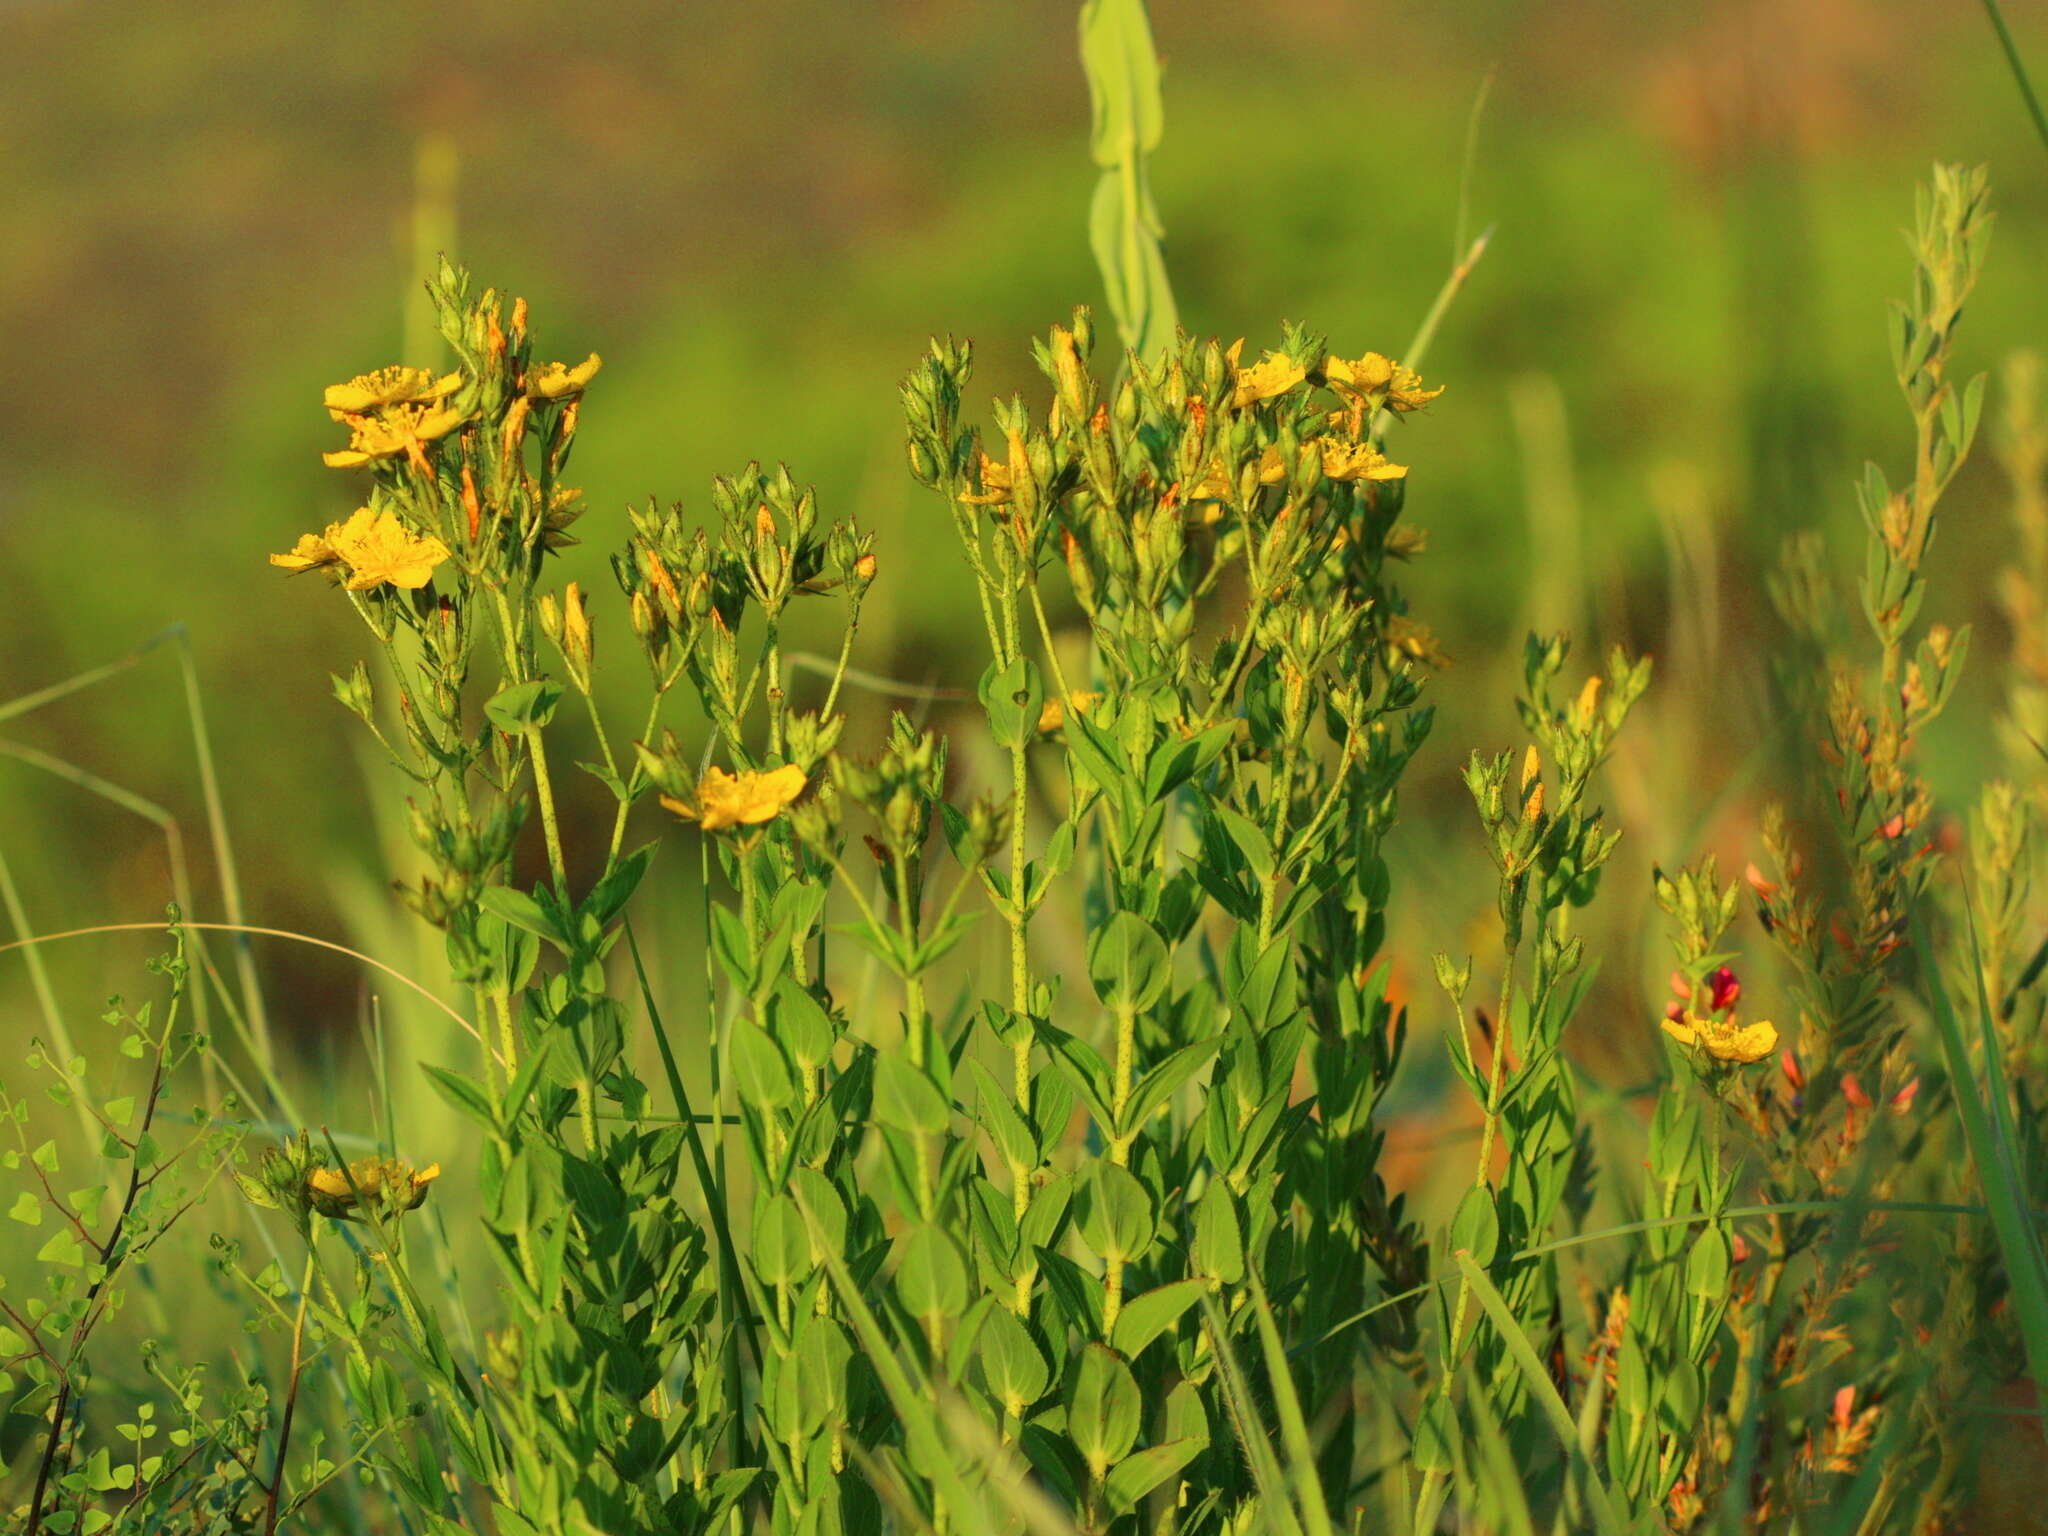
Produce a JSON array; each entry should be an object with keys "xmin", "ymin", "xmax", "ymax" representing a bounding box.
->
[
  {"xmin": 1910, "ymin": 904, "xmax": 2048, "ymax": 1392},
  {"xmin": 1982, "ymin": 0, "xmax": 2048, "ymax": 157},
  {"xmin": 1450, "ymin": 1250, "xmax": 1628, "ymax": 1536},
  {"xmin": 1244, "ymin": 1268, "xmax": 1336, "ymax": 1536},
  {"xmin": 1200, "ymin": 1293, "xmax": 1306, "ymax": 1536}
]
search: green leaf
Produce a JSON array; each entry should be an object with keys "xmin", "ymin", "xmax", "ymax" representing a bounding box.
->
[
  {"xmin": 7, "ymin": 1192, "xmax": 41, "ymax": 1227},
  {"xmin": 483, "ymin": 677, "xmax": 564, "ymax": 733},
  {"xmin": 1080, "ymin": 0, "xmax": 1164, "ymax": 164},
  {"xmin": 1075, "ymin": 1162, "xmax": 1156, "ymax": 1263},
  {"xmin": 731, "ymin": 1021, "xmax": 795, "ymax": 1112},
  {"xmin": 1040, "ymin": 1024, "xmax": 1115, "ymax": 1132},
  {"xmin": 36, "ymin": 1229, "xmax": 85, "ymax": 1268},
  {"xmin": 970, "ymin": 1061, "xmax": 1038, "ymax": 1171},
  {"xmin": 751, "ymin": 1195, "xmax": 812, "ymax": 1288},
  {"xmin": 1192, "ymin": 1182, "xmax": 1244, "ymax": 1285},
  {"xmin": 1684, "ymin": 1229, "xmax": 1729, "ymax": 1299},
  {"xmin": 479, "ymin": 885, "xmax": 562, "ymax": 945},
  {"xmin": 1110, "ymin": 1278, "xmax": 1205, "ymax": 1358},
  {"xmin": 978, "ymin": 656, "xmax": 1044, "ymax": 751},
  {"xmin": 1450, "ymin": 1185, "xmax": 1500, "ymax": 1268},
  {"xmin": 422, "ymin": 1065, "xmax": 499, "ymax": 1133},
  {"xmin": 1087, "ymin": 910, "xmax": 1171, "ymax": 1013},
  {"xmin": 871, "ymin": 1051, "xmax": 950, "ymax": 1136},
  {"xmin": 894, "ymin": 1222, "xmax": 969, "ymax": 1318},
  {"xmin": 769, "ymin": 977, "xmax": 836, "ymax": 1072},
  {"xmin": 977, "ymin": 1303, "xmax": 1051, "ymax": 1414},
  {"xmin": 1065, "ymin": 1342, "xmax": 1142, "ymax": 1476},
  {"xmin": 1119, "ymin": 1034, "xmax": 1221, "ymax": 1137},
  {"xmin": 1104, "ymin": 1437, "xmax": 1204, "ymax": 1515},
  {"xmin": 582, "ymin": 842, "xmax": 655, "ymax": 927}
]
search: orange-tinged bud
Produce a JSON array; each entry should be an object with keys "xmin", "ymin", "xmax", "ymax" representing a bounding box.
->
[{"xmin": 461, "ymin": 463, "xmax": 483, "ymax": 541}]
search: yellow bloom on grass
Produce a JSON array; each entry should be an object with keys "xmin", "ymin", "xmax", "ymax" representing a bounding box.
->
[
  {"xmin": 323, "ymin": 366, "xmax": 462, "ymax": 417},
  {"xmin": 1231, "ymin": 349, "xmax": 1308, "ymax": 409},
  {"xmin": 526, "ymin": 352, "xmax": 603, "ymax": 401},
  {"xmin": 306, "ymin": 1156, "xmax": 441, "ymax": 1220},
  {"xmin": 1662, "ymin": 1010, "xmax": 1779, "ymax": 1065},
  {"xmin": 663, "ymin": 763, "xmax": 807, "ymax": 832},
  {"xmin": 1323, "ymin": 352, "xmax": 1445, "ymax": 414},
  {"xmin": 271, "ymin": 508, "xmax": 450, "ymax": 591}
]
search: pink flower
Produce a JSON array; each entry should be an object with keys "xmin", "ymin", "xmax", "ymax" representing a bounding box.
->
[{"xmin": 1708, "ymin": 965, "xmax": 1741, "ymax": 1013}]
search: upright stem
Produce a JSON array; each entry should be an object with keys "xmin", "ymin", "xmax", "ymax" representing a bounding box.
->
[
  {"xmin": 527, "ymin": 728, "xmax": 571, "ymax": 894},
  {"xmin": 1414, "ymin": 930, "xmax": 1520, "ymax": 1535},
  {"xmin": 263, "ymin": 1250, "xmax": 318, "ymax": 1536}
]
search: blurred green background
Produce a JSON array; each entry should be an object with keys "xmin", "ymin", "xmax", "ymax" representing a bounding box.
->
[{"xmin": 4, "ymin": 0, "xmax": 2047, "ymax": 1136}]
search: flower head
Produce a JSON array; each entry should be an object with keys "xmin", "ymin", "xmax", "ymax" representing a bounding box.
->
[
  {"xmin": 1662, "ymin": 1010, "xmax": 1778, "ymax": 1065},
  {"xmin": 323, "ymin": 366, "xmax": 462, "ymax": 418},
  {"xmin": 269, "ymin": 527, "xmax": 346, "ymax": 577},
  {"xmin": 322, "ymin": 507, "xmax": 452, "ymax": 590},
  {"xmin": 662, "ymin": 763, "xmax": 807, "ymax": 833},
  {"xmin": 1317, "ymin": 436, "xmax": 1408, "ymax": 482},
  {"xmin": 1323, "ymin": 352, "xmax": 1445, "ymax": 413},
  {"xmin": 1231, "ymin": 349, "xmax": 1307, "ymax": 408},
  {"xmin": 958, "ymin": 450, "xmax": 1014, "ymax": 507},
  {"xmin": 324, "ymin": 400, "xmax": 469, "ymax": 469},
  {"xmin": 526, "ymin": 352, "xmax": 603, "ymax": 402},
  {"xmin": 305, "ymin": 1156, "xmax": 441, "ymax": 1221}
]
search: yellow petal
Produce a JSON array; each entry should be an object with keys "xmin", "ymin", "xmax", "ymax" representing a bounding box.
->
[
  {"xmin": 1660, "ymin": 1015, "xmax": 1702, "ymax": 1049},
  {"xmin": 1231, "ymin": 352, "xmax": 1307, "ymax": 409},
  {"xmin": 527, "ymin": 352, "xmax": 604, "ymax": 401},
  {"xmin": 306, "ymin": 1168, "xmax": 352, "ymax": 1198},
  {"xmin": 1711, "ymin": 1019, "xmax": 1779, "ymax": 1065}
]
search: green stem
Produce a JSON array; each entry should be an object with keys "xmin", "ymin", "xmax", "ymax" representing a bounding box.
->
[{"xmin": 527, "ymin": 728, "xmax": 570, "ymax": 895}]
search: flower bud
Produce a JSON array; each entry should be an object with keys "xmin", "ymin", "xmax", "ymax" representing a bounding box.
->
[{"xmin": 561, "ymin": 581, "xmax": 593, "ymax": 690}]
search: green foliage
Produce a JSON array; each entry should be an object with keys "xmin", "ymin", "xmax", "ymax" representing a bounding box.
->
[{"xmin": 6, "ymin": 7, "xmax": 2048, "ymax": 1534}]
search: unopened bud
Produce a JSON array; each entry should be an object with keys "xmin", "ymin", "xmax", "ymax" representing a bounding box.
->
[
  {"xmin": 501, "ymin": 395, "xmax": 532, "ymax": 461},
  {"xmin": 561, "ymin": 581, "xmax": 593, "ymax": 687}
]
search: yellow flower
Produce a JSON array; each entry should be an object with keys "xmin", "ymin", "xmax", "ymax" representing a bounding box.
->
[
  {"xmin": 1231, "ymin": 350, "xmax": 1308, "ymax": 409},
  {"xmin": 1317, "ymin": 437, "xmax": 1409, "ymax": 482},
  {"xmin": 305, "ymin": 1157, "xmax": 441, "ymax": 1219},
  {"xmin": 958, "ymin": 451, "xmax": 1014, "ymax": 507},
  {"xmin": 326, "ymin": 507, "xmax": 452, "ymax": 591},
  {"xmin": 662, "ymin": 763, "xmax": 807, "ymax": 833},
  {"xmin": 1384, "ymin": 615, "xmax": 1448, "ymax": 667},
  {"xmin": 323, "ymin": 366, "xmax": 462, "ymax": 418},
  {"xmin": 269, "ymin": 527, "xmax": 345, "ymax": 576},
  {"xmin": 1323, "ymin": 352, "xmax": 1445, "ymax": 413},
  {"xmin": 1036, "ymin": 690, "xmax": 1102, "ymax": 736},
  {"xmin": 323, "ymin": 401, "xmax": 469, "ymax": 469},
  {"xmin": 1662, "ymin": 1010, "xmax": 1779, "ymax": 1065},
  {"xmin": 526, "ymin": 352, "xmax": 603, "ymax": 401}
]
